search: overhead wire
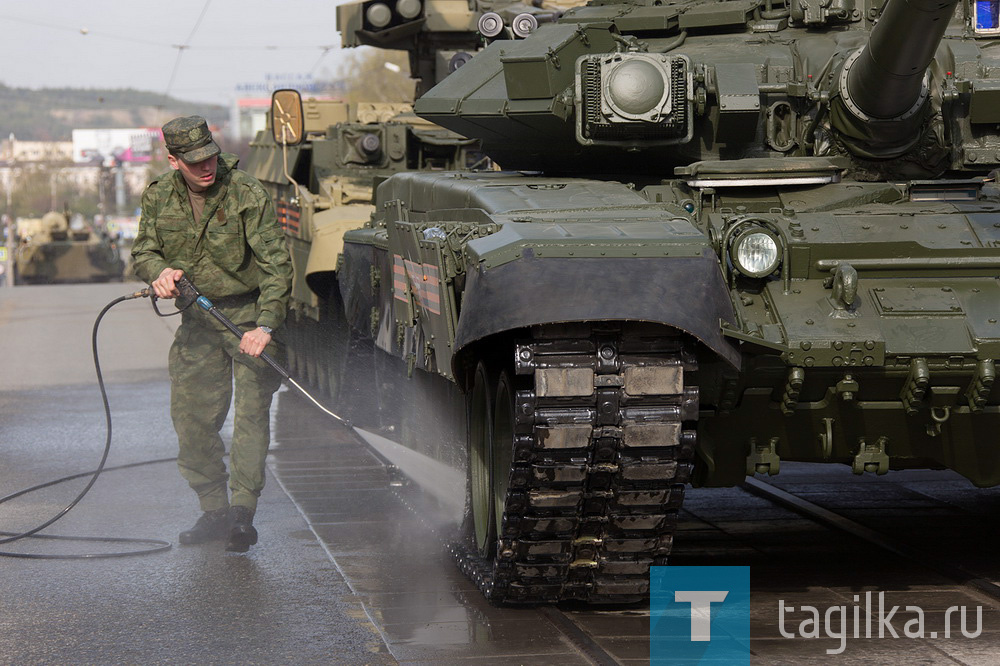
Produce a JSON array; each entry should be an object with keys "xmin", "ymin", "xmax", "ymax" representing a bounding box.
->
[
  {"xmin": 0, "ymin": 14, "xmax": 173, "ymax": 47},
  {"xmin": 0, "ymin": 13, "xmax": 332, "ymax": 51},
  {"xmin": 160, "ymin": 0, "xmax": 214, "ymax": 122},
  {"xmin": 310, "ymin": 45, "xmax": 340, "ymax": 76},
  {"xmin": 0, "ymin": 9, "xmax": 340, "ymax": 109}
]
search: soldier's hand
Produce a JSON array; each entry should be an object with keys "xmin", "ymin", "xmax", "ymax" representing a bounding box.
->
[
  {"xmin": 240, "ymin": 327, "xmax": 272, "ymax": 358},
  {"xmin": 153, "ymin": 267, "xmax": 185, "ymax": 299}
]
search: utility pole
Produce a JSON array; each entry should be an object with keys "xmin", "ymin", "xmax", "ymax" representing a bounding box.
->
[
  {"xmin": 3, "ymin": 172, "xmax": 14, "ymax": 287},
  {"xmin": 2, "ymin": 133, "xmax": 14, "ymax": 286},
  {"xmin": 114, "ymin": 161, "xmax": 126, "ymax": 215}
]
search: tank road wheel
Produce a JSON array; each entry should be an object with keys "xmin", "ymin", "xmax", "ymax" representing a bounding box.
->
[
  {"xmin": 311, "ymin": 317, "xmax": 330, "ymax": 396},
  {"xmin": 492, "ymin": 371, "xmax": 516, "ymax": 535},
  {"xmin": 284, "ymin": 315, "xmax": 295, "ymax": 376},
  {"xmin": 286, "ymin": 311, "xmax": 302, "ymax": 378},
  {"xmin": 304, "ymin": 318, "xmax": 320, "ymax": 390},
  {"xmin": 467, "ymin": 361, "xmax": 497, "ymax": 559},
  {"xmin": 315, "ymin": 330, "xmax": 331, "ymax": 397},
  {"xmin": 321, "ymin": 286, "xmax": 350, "ymax": 402},
  {"xmin": 295, "ymin": 317, "xmax": 310, "ymax": 386}
]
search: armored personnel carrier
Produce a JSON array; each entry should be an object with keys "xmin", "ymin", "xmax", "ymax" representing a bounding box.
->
[
  {"xmin": 253, "ymin": 0, "xmax": 1000, "ymax": 604},
  {"xmin": 14, "ymin": 211, "xmax": 124, "ymax": 285}
]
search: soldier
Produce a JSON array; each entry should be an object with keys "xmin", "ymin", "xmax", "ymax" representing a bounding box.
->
[{"xmin": 131, "ymin": 116, "xmax": 292, "ymax": 552}]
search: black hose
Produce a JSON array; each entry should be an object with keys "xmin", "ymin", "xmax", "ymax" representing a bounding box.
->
[{"xmin": 0, "ymin": 289, "xmax": 173, "ymax": 559}]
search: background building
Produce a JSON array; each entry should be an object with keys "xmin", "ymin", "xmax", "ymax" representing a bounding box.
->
[
  {"xmin": 72, "ymin": 128, "xmax": 161, "ymax": 165},
  {"xmin": 1, "ymin": 135, "xmax": 73, "ymax": 163}
]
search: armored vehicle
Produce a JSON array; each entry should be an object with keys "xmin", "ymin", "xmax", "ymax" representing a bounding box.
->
[
  {"xmin": 247, "ymin": 98, "xmax": 489, "ymax": 392},
  {"xmin": 14, "ymin": 211, "xmax": 124, "ymax": 285},
  {"xmin": 251, "ymin": 0, "xmax": 1000, "ymax": 604}
]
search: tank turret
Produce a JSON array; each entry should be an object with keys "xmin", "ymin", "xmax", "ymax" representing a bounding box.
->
[
  {"xmin": 414, "ymin": 0, "xmax": 1000, "ymax": 178},
  {"xmin": 17, "ymin": 211, "xmax": 70, "ymax": 244}
]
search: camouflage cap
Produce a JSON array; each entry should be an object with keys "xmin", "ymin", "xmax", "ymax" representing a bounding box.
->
[{"xmin": 162, "ymin": 116, "xmax": 221, "ymax": 164}]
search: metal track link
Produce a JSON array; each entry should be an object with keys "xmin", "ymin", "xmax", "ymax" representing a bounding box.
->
[{"xmin": 452, "ymin": 324, "xmax": 698, "ymax": 604}]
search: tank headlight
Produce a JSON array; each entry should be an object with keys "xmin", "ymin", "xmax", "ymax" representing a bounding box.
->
[
  {"xmin": 365, "ymin": 3, "xmax": 392, "ymax": 28},
  {"xmin": 396, "ymin": 0, "xmax": 422, "ymax": 19},
  {"xmin": 606, "ymin": 59, "xmax": 666, "ymax": 117},
  {"xmin": 511, "ymin": 13, "xmax": 538, "ymax": 38},
  {"xmin": 731, "ymin": 228, "xmax": 781, "ymax": 278},
  {"xmin": 478, "ymin": 12, "xmax": 504, "ymax": 38}
]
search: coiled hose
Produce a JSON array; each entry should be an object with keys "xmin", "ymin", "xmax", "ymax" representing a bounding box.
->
[{"xmin": 0, "ymin": 288, "xmax": 173, "ymax": 559}]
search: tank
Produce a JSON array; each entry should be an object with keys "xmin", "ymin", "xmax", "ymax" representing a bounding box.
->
[
  {"xmin": 13, "ymin": 211, "xmax": 124, "ymax": 285},
  {"xmin": 249, "ymin": 0, "xmax": 1000, "ymax": 604}
]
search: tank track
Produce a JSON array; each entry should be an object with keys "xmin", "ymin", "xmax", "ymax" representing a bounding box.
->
[{"xmin": 452, "ymin": 325, "xmax": 698, "ymax": 604}]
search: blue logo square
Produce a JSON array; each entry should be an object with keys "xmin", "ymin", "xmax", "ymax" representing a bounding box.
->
[{"xmin": 650, "ymin": 566, "xmax": 751, "ymax": 664}]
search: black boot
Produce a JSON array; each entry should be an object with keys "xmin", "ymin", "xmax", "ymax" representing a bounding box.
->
[
  {"xmin": 179, "ymin": 508, "xmax": 229, "ymax": 544},
  {"xmin": 225, "ymin": 506, "xmax": 258, "ymax": 553}
]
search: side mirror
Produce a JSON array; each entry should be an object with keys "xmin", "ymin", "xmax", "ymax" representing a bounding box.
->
[{"xmin": 271, "ymin": 89, "xmax": 305, "ymax": 146}]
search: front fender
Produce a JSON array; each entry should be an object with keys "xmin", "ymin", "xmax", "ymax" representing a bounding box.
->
[
  {"xmin": 453, "ymin": 248, "xmax": 741, "ymax": 376},
  {"xmin": 304, "ymin": 204, "xmax": 375, "ymax": 299}
]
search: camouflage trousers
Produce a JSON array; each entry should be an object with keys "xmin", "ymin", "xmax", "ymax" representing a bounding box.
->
[{"xmin": 168, "ymin": 319, "xmax": 284, "ymax": 512}]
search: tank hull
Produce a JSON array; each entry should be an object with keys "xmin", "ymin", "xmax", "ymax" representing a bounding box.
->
[{"xmin": 274, "ymin": 166, "xmax": 1000, "ymax": 603}]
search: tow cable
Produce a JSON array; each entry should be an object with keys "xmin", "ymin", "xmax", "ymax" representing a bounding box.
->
[{"xmin": 0, "ymin": 276, "xmax": 352, "ymax": 559}]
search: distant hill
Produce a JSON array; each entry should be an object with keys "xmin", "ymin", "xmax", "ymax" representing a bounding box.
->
[{"xmin": 0, "ymin": 83, "xmax": 228, "ymax": 141}]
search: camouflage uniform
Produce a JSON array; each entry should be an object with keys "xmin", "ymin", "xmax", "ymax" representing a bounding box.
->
[{"xmin": 132, "ymin": 151, "xmax": 292, "ymax": 513}]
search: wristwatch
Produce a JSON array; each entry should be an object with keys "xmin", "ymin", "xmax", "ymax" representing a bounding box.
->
[{"xmin": 258, "ymin": 325, "xmax": 273, "ymax": 335}]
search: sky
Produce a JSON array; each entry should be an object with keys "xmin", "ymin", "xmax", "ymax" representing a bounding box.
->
[{"xmin": 0, "ymin": 0, "xmax": 355, "ymax": 107}]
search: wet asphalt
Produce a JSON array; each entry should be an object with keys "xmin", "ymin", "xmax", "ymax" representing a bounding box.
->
[
  {"xmin": 0, "ymin": 284, "xmax": 390, "ymax": 664},
  {"xmin": 0, "ymin": 284, "xmax": 600, "ymax": 664}
]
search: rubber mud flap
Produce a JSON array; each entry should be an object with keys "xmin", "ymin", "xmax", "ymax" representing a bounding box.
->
[{"xmin": 453, "ymin": 250, "xmax": 741, "ymax": 372}]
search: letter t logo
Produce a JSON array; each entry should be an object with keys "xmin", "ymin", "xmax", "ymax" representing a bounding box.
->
[{"xmin": 675, "ymin": 591, "xmax": 730, "ymax": 641}]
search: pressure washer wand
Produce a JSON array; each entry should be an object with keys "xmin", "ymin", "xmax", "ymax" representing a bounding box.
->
[
  {"xmin": 194, "ymin": 295, "xmax": 289, "ymax": 379},
  {"xmin": 186, "ymin": 286, "xmax": 352, "ymax": 428}
]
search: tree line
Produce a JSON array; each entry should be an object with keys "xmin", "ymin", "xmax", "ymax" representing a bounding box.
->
[{"xmin": 0, "ymin": 83, "xmax": 227, "ymax": 141}]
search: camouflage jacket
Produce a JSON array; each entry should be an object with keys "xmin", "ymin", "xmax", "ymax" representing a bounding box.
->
[{"xmin": 132, "ymin": 153, "xmax": 291, "ymax": 331}]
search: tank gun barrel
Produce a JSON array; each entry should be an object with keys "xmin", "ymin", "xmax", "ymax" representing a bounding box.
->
[
  {"xmin": 831, "ymin": 0, "xmax": 959, "ymax": 158},
  {"xmin": 846, "ymin": 0, "xmax": 959, "ymax": 119}
]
